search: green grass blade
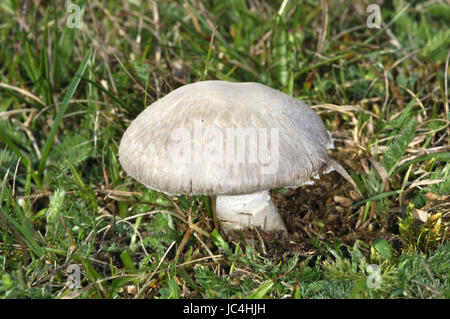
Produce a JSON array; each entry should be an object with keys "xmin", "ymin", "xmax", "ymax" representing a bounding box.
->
[
  {"xmin": 247, "ymin": 280, "xmax": 274, "ymax": 299},
  {"xmin": 66, "ymin": 158, "xmax": 98, "ymax": 213},
  {"xmin": 0, "ymin": 134, "xmax": 31, "ymax": 169},
  {"xmin": 210, "ymin": 228, "xmax": 231, "ymax": 255},
  {"xmin": 275, "ymin": 29, "xmax": 288, "ymax": 87},
  {"xmin": 202, "ymin": 196, "xmax": 213, "ymax": 219},
  {"xmin": 81, "ymin": 76, "xmax": 128, "ymax": 111},
  {"xmin": 352, "ymin": 190, "xmax": 402, "ymax": 208},
  {"xmin": 381, "ymin": 118, "xmax": 417, "ymax": 177},
  {"xmin": 389, "ymin": 99, "xmax": 416, "ymax": 129},
  {"xmin": 392, "ymin": 152, "xmax": 450, "ymax": 176},
  {"xmin": 120, "ymin": 249, "xmax": 136, "ymax": 271},
  {"xmin": 0, "ymin": 172, "xmax": 45, "ymax": 258},
  {"xmin": 37, "ymin": 49, "xmax": 92, "ymax": 181},
  {"xmin": 373, "ymin": 238, "xmax": 392, "ymax": 259}
]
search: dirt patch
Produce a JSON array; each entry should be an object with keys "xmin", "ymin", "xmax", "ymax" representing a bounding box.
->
[{"xmin": 230, "ymin": 170, "xmax": 394, "ymax": 260}]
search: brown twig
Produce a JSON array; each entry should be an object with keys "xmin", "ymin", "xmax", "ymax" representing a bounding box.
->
[{"xmin": 211, "ymin": 196, "xmax": 219, "ymax": 231}]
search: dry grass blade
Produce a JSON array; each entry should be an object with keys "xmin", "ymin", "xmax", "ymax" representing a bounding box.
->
[
  {"xmin": 329, "ymin": 158, "xmax": 362, "ymax": 197},
  {"xmin": 135, "ymin": 241, "xmax": 176, "ymax": 299},
  {"xmin": 312, "ymin": 103, "xmax": 380, "ymax": 119},
  {"xmin": 316, "ymin": 0, "xmax": 328, "ymax": 55},
  {"xmin": 367, "ymin": 157, "xmax": 390, "ymax": 192},
  {"xmin": 402, "ymin": 179, "xmax": 445, "ymax": 200},
  {"xmin": 0, "ymin": 83, "xmax": 45, "ymax": 106},
  {"xmin": 0, "ymin": 108, "xmax": 37, "ymax": 118},
  {"xmin": 444, "ymin": 49, "xmax": 449, "ymax": 118}
]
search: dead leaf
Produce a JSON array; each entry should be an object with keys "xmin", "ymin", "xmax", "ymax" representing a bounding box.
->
[
  {"xmin": 349, "ymin": 189, "xmax": 363, "ymax": 201},
  {"xmin": 333, "ymin": 195, "xmax": 353, "ymax": 207},
  {"xmin": 412, "ymin": 209, "xmax": 429, "ymax": 223},
  {"xmin": 127, "ymin": 285, "xmax": 137, "ymax": 294}
]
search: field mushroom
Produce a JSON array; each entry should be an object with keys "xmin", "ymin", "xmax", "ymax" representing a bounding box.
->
[{"xmin": 119, "ymin": 81, "xmax": 335, "ymax": 235}]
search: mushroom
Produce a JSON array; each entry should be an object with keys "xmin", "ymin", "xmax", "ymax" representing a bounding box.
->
[{"xmin": 119, "ymin": 81, "xmax": 334, "ymax": 235}]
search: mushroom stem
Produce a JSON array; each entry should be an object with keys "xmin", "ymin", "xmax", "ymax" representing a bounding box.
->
[{"xmin": 215, "ymin": 191, "xmax": 287, "ymax": 234}]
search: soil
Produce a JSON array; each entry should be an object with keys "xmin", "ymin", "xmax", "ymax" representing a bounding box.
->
[{"xmin": 227, "ymin": 170, "xmax": 394, "ymax": 260}]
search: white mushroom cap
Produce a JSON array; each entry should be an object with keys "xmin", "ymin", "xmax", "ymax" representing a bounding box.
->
[{"xmin": 119, "ymin": 80, "xmax": 333, "ymax": 196}]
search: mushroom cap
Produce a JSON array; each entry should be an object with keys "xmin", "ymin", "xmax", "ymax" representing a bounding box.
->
[{"xmin": 119, "ymin": 81, "xmax": 334, "ymax": 195}]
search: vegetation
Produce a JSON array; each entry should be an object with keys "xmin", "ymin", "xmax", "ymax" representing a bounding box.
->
[{"xmin": 0, "ymin": 0, "xmax": 449, "ymax": 299}]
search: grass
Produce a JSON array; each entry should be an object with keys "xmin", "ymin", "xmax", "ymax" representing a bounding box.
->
[{"xmin": 0, "ymin": 0, "xmax": 449, "ymax": 299}]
